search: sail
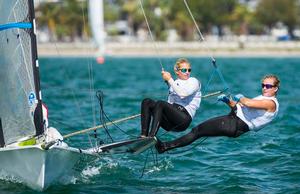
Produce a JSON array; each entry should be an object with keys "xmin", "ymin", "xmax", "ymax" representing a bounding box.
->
[
  {"xmin": 89, "ymin": 0, "xmax": 105, "ymax": 56},
  {"xmin": 0, "ymin": 0, "xmax": 43, "ymax": 146}
]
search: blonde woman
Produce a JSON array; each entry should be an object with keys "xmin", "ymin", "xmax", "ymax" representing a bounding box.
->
[{"xmin": 141, "ymin": 58, "xmax": 201, "ymax": 137}]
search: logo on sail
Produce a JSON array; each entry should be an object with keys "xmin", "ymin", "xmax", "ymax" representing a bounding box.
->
[{"xmin": 28, "ymin": 92, "xmax": 36, "ymax": 106}]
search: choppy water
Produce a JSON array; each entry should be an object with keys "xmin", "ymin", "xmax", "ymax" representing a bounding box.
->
[{"xmin": 0, "ymin": 57, "xmax": 299, "ymax": 193}]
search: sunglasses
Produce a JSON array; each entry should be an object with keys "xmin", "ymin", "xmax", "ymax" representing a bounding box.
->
[
  {"xmin": 261, "ymin": 83, "xmax": 275, "ymax": 89},
  {"xmin": 179, "ymin": 68, "xmax": 192, "ymax": 73}
]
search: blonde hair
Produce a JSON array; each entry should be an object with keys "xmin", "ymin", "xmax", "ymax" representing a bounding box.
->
[
  {"xmin": 174, "ymin": 58, "xmax": 190, "ymax": 71},
  {"xmin": 262, "ymin": 74, "xmax": 280, "ymax": 88}
]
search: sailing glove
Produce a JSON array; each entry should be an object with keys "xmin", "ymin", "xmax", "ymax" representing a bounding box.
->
[{"xmin": 217, "ymin": 94, "xmax": 230, "ymax": 103}]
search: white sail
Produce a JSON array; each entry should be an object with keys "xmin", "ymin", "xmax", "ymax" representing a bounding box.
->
[
  {"xmin": 88, "ymin": 0, "xmax": 105, "ymax": 57},
  {"xmin": 0, "ymin": 0, "xmax": 43, "ymax": 145}
]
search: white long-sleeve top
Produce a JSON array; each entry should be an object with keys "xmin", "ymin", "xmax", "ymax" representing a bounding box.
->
[{"xmin": 167, "ymin": 77, "xmax": 201, "ymax": 118}]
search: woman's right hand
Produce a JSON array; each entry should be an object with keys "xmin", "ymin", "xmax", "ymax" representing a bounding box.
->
[{"xmin": 162, "ymin": 71, "xmax": 172, "ymax": 81}]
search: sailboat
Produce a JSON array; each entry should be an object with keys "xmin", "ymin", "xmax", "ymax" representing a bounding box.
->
[
  {"xmin": 89, "ymin": 0, "xmax": 105, "ymax": 64},
  {"xmin": 0, "ymin": 0, "xmax": 155, "ymax": 190}
]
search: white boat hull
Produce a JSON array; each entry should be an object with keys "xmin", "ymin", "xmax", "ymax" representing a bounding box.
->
[{"xmin": 0, "ymin": 144, "xmax": 96, "ymax": 191}]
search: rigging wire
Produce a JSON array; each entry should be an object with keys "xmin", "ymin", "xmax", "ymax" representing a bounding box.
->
[
  {"xmin": 140, "ymin": 147, "xmax": 160, "ymax": 178},
  {"xmin": 38, "ymin": 0, "xmax": 95, "ymax": 148},
  {"xmin": 183, "ymin": 0, "xmax": 214, "ymax": 63},
  {"xmin": 183, "ymin": 0, "xmax": 230, "ymax": 94},
  {"xmin": 140, "ymin": 148, "xmax": 150, "ymax": 178},
  {"xmin": 88, "ymin": 63, "xmax": 96, "ymax": 126},
  {"xmin": 80, "ymin": 0, "xmax": 98, "ymax": 148},
  {"xmin": 82, "ymin": 2, "xmax": 137, "ymax": 147},
  {"xmin": 96, "ymin": 90, "xmax": 137, "ymax": 140},
  {"xmin": 82, "ymin": 1, "xmax": 98, "ymax": 129},
  {"xmin": 138, "ymin": 0, "xmax": 164, "ymax": 70},
  {"xmin": 183, "ymin": 1, "xmax": 205, "ymax": 43},
  {"xmin": 96, "ymin": 90, "xmax": 114, "ymax": 143}
]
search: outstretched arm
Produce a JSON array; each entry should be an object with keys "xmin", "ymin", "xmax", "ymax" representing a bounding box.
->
[
  {"xmin": 217, "ymin": 94, "xmax": 276, "ymax": 112},
  {"xmin": 238, "ymin": 97, "xmax": 276, "ymax": 112}
]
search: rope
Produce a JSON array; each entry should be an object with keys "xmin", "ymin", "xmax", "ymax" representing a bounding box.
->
[
  {"xmin": 41, "ymin": 1, "xmax": 96, "ymax": 149},
  {"xmin": 81, "ymin": 1, "xmax": 98, "ymax": 148},
  {"xmin": 183, "ymin": 0, "xmax": 215, "ymax": 63},
  {"xmin": 96, "ymin": 90, "xmax": 114, "ymax": 142},
  {"xmin": 138, "ymin": 0, "xmax": 164, "ymax": 70},
  {"xmin": 203, "ymin": 67, "xmax": 229, "ymax": 96},
  {"xmin": 140, "ymin": 148, "xmax": 150, "ymax": 178},
  {"xmin": 183, "ymin": 0, "xmax": 205, "ymax": 42},
  {"xmin": 183, "ymin": 0, "xmax": 230, "ymax": 94},
  {"xmin": 95, "ymin": 90, "xmax": 137, "ymax": 141}
]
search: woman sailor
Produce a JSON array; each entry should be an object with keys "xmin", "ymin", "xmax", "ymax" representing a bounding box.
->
[{"xmin": 140, "ymin": 58, "xmax": 201, "ymax": 138}]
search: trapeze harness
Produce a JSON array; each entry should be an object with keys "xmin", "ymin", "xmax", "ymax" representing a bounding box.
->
[
  {"xmin": 159, "ymin": 95, "xmax": 279, "ymax": 152},
  {"xmin": 141, "ymin": 77, "xmax": 201, "ymax": 137}
]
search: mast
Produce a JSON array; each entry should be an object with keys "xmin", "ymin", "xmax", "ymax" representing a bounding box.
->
[{"xmin": 28, "ymin": 0, "xmax": 44, "ymax": 136}]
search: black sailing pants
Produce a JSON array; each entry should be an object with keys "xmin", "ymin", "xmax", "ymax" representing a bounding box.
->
[
  {"xmin": 141, "ymin": 98, "xmax": 192, "ymax": 137},
  {"xmin": 162, "ymin": 108, "xmax": 249, "ymax": 152}
]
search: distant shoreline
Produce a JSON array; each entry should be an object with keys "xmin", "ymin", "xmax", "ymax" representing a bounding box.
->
[{"xmin": 37, "ymin": 41, "xmax": 300, "ymax": 57}]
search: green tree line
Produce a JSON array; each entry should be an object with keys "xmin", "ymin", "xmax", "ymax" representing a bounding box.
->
[{"xmin": 36, "ymin": 0, "xmax": 300, "ymax": 41}]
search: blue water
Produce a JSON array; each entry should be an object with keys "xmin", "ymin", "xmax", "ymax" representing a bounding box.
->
[{"xmin": 1, "ymin": 57, "xmax": 299, "ymax": 193}]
